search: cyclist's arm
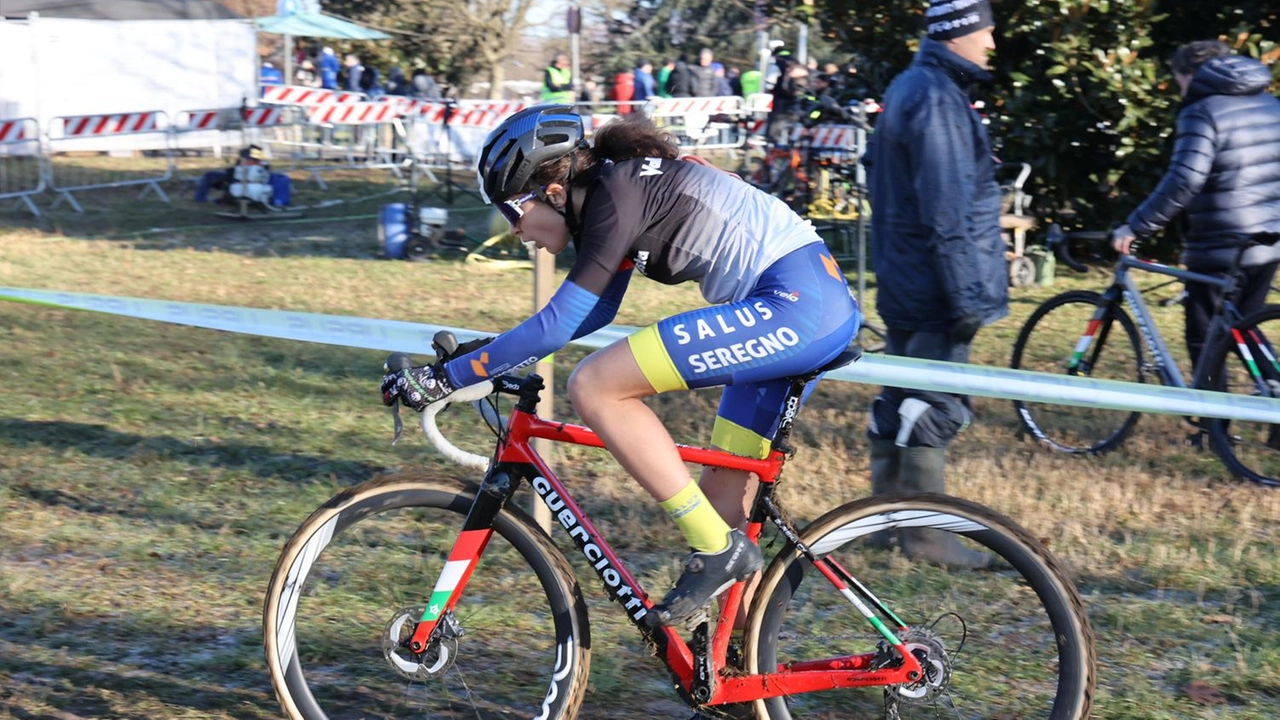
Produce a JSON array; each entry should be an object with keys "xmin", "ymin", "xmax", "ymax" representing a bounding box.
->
[
  {"xmin": 572, "ymin": 261, "xmax": 633, "ymax": 340},
  {"xmin": 443, "ymin": 278, "xmax": 611, "ymax": 386},
  {"xmin": 446, "ymin": 179, "xmax": 638, "ymax": 385},
  {"xmin": 910, "ymin": 92, "xmax": 985, "ymax": 320},
  {"xmin": 1127, "ymin": 108, "xmax": 1217, "ymax": 239}
]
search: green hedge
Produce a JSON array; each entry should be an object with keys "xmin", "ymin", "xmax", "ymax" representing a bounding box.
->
[{"xmin": 818, "ymin": 0, "xmax": 1279, "ymax": 258}]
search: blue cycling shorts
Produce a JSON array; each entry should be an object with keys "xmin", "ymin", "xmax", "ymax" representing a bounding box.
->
[{"xmin": 627, "ymin": 243, "xmax": 860, "ymax": 458}]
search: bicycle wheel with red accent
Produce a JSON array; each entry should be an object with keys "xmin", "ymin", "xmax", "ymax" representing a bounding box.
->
[
  {"xmin": 263, "ymin": 472, "xmax": 591, "ymax": 719},
  {"xmin": 744, "ymin": 494, "xmax": 1095, "ymax": 719},
  {"xmin": 1202, "ymin": 303, "xmax": 1280, "ymax": 487},
  {"xmin": 1010, "ymin": 290, "xmax": 1145, "ymax": 454}
]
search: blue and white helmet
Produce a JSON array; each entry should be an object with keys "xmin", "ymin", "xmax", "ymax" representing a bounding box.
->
[{"xmin": 476, "ymin": 104, "xmax": 585, "ymax": 203}]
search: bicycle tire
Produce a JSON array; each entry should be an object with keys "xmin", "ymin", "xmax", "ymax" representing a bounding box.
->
[
  {"xmin": 263, "ymin": 472, "xmax": 591, "ymax": 720},
  {"xmin": 1202, "ymin": 303, "xmax": 1280, "ymax": 487},
  {"xmin": 743, "ymin": 494, "xmax": 1095, "ymax": 719},
  {"xmin": 1010, "ymin": 290, "xmax": 1144, "ymax": 454}
]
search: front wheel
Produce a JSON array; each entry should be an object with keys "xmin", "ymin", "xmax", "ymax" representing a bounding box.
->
[
  {"xmin": 1202, "ymin": 304, "xmax": 1280, "ymax": 487},
  {"xmin": 1010, "ymin": 290, "xmax": 1145, "ymax": 453},
  {"xmin": 263, "ymin": 472, "xmax": 591, "ymax": 720},
  {"xmin": 744, "ymin": 494, "xmax": 1095, "ymax": 719}
]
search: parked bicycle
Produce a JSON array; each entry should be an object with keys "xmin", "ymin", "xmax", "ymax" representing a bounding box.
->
[
  {"xmin": 1010, "ymin": 224, "xmax": 1280, "ymax": 486},
  {"xmin": 737, "ymin": 98, "xmax": 870, "ymax": 220},
  {"xmin": 263, "ymin": 331, "xmax": 1095, "ymax": 719}
]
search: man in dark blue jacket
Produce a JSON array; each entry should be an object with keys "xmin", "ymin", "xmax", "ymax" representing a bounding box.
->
[
  {"xmin": 863, "ymin": 0, "xmax": 1007, "ymax": 568},
  {"xmin": 1113, "ymin": 41, "xmax": 1280, "ymax": 371}
]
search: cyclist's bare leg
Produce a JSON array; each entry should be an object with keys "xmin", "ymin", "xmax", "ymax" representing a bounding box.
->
[
  {"xmin": 570, "ymin": 343, "xmax": 762, "ymax": 626},
  {"xmin": 567, "ymin": 340, "xmax": 710, "ymax": 504},
  {"xmin": 701, "ymin": 465, "xmax": 760, "ymax": 630}
]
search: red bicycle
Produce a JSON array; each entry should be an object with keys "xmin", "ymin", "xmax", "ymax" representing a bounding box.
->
[{"xmin": 263, "ymin": 332, "xmax": 1095, "ymax": 719}]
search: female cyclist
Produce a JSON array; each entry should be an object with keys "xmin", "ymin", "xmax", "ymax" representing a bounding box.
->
[{"xmin": 381, "ymin": 104, "xmax": 860, "ymax": 626}]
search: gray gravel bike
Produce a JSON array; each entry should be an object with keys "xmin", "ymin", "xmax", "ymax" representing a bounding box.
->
[{"xmin": 1011, "ymin": 225, "xmax": 1280, "ymax": 486}]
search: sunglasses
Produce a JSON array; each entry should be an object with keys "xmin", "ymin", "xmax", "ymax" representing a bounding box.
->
[{"xmin": 497, "ymin": 189, "xmax": 543, "ymax": 228}]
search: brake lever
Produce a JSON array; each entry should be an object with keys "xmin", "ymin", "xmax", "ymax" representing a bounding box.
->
[{"xmin": 390, "ymin": 399, "xmax": 404, "ymax": 445}]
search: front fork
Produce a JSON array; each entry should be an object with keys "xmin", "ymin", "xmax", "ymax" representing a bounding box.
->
[{"xmin": 405, "ymin": 464, "xmax": 523, "ymax": 654}]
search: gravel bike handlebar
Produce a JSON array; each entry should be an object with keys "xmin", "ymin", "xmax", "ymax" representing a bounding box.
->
[
  {"xmin": 1047, "ymin": 222, "xmax": 1111, "ymax": 273},
  {"xmin": 385, "ymin": 334, "xmax": 512, "ymax": 471}
]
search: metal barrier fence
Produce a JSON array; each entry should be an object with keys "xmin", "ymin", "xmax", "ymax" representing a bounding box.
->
[
  {"xmin": 260, "ymin": 85, "xmax": 367, "ymax": 106},
  {"xmin": 647, "ymin": 96, "xmax": 746, "ymax": 151},
  {"xmin": 256, "ymin": 87, "xmax": 407, "ymax": 186},
  {"xmin": 46, "ymin": 110, "xmax": 173, "ymax": 212},
  {"xmin": 170, "ymin": 108, "xmax": 245, "ymax": 181},
  {"xmin": 0, "ymin": 118, "xmax": 44, "ymax": 217},
  {"xmin": 4, "ymin": 95, "xmax": 867, "ymax": 214}
]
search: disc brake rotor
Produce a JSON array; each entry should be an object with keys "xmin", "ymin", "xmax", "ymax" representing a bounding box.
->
[
  {"xmin": 381, "ymin": 605, "xmax": 461, "ymax": 681},
  {"xmin": 888, "ymin": 627, "xmax": 953, "ymax": 705}
]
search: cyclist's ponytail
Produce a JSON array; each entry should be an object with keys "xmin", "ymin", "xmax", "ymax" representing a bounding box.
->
[{"xmin": 588, "ymin": 113, "xmax": 679, "ymax": 164}]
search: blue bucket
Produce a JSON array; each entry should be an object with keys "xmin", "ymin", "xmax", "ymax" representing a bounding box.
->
[{"xmin": 379, "ymin": 203, "xmax": 409, "ymax": 259}]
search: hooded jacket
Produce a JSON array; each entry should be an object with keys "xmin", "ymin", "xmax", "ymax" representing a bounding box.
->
[
  {"xmin": 1128, "ymin": 54, "xmax": 1280, "ymax": 267},
  {"xmin": 865, "ymin": 38, "xmax": 1007, "ymax": 332}
]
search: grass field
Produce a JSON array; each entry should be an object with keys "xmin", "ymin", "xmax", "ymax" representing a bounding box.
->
[{"xmin": 1, "ymin": 171, "xmax": 1278, "ymax": 719}]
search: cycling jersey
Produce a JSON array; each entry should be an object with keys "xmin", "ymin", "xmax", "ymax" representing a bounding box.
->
[{"xmin": 443, "ymin": 156, "xmax": 860, "ymax": 456}]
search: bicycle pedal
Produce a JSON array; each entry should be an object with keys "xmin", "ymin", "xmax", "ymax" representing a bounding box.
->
[{"xmin": 684, "ymin": 607, "xmax": 712, "ymax": 635}]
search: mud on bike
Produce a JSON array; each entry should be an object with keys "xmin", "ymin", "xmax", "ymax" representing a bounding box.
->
[
  {"xmin": 264, "ymin": 331, "xmax": 1096, "ymax": 719},
  {"xmin": 1010, "ymin": 225, "xmax": 1280, "ymax": 487}
]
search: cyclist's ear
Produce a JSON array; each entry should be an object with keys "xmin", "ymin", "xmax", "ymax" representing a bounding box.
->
[{"xmin": 544, "ymin": 183, "xmax": 568, "ymax": 210}]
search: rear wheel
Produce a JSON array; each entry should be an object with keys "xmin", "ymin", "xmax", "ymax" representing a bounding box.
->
[
  {"xmin": 744, "ymin": 494, "xmax": 1095, "ymax": 719},
  {"xmin": 1010, "ymin": 290, "xmax": 1144, "ymax": 453},
  {"xmin": 1202, "ymin": 304, "xmax": 1280, "ymax": 486},
  {"xmin": 263, "ymin": 473, "xmax": 591, "ymax": 720}
]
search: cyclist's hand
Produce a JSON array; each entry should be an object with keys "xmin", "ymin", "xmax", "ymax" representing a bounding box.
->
[
  {"xmin": 381, "ymin": 362, "xmax": 455, "ymax": 411},
  {"xmin": 1111, "ymin": 224, "xmax": 1137, "ymax": 255}
]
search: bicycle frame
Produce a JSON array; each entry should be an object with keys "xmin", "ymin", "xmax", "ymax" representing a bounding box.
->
[
  {"xmin": 403, "ymin": 374, "xmax": 926, "ymax": 707},
  {"xmin": 1078, "ymin": 255, "xmax": 1248, "ymax": 391}
]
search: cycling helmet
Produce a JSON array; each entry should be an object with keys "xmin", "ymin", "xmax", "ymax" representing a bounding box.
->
[{"xmin": 476, "ymin": 104, "xmax": 585, "ymax": 203}]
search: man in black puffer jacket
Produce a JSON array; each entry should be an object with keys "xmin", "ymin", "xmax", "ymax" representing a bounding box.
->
[
  {"xmin": 1113, "ymin": 41, "xmax": 1280, "ymax": 370},
  {"xmin": 861, "ymin": 0, "xmax": 1008, "ymax": 569}
]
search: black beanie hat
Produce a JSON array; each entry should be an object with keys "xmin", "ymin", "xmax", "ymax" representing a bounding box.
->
[{"xmin": 926, "ymin": 0, "xmax": 995, "ymax": 41}]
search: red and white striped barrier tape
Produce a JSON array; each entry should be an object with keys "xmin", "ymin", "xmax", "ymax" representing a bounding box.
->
[
  {"xmin": 307, "ymin": 102, "xmax": 400, "ymax": 125},
  {"xmin": 0, "ymin": 118, "xmax": 33, "ymax": 143},
  {"xmin": 242, "ymin": 107, "xmax": 288, "ymax": 126},
  {"xmin": 181, "ymin": 110, "xmax": 225, "ymax": 131},
  {"xmin": 261, "ymin": 85, "xmax": 366, "ymax": 106},
  {"xmin": 396, "ymin": 100, "xmax": 529, "ymax": 128},
  {"xmin": 806, "ymin": 125, "xmax": 859, "ymax": 150},
  {"xmin": 61, "ymin": 112, "xmax": 160, "ymax": 137},
  {"xmin": 649, "ymin": 96, "xmax": 742, "ymax": 116}
]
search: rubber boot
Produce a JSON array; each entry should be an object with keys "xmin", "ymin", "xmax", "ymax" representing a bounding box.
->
[
  {"xmin": 865, "ymin": 438, "xmax": 901, "ymax": 549},
  {"xmin": 898, "ymin": 446, "xmax": 993, "ymax": 569}
]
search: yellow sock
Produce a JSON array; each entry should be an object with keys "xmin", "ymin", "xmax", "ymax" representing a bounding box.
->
[{"xmin": 660, "ymin": 482, "xmax": 732, "ymax": 553}]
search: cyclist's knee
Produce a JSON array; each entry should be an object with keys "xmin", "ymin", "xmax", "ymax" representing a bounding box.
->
[
  {"xmin": 565, "ymin": 361, "xmax": 598, "ymax": 417},
  {"xmin": 567, "ymin": 349, "xmax": 653, "ymax": 418}
]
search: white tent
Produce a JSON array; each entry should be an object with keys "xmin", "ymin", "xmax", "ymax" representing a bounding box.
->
[{"xmin": 0, "ymin": 9, "xmax": 257, "ymax": 136}]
